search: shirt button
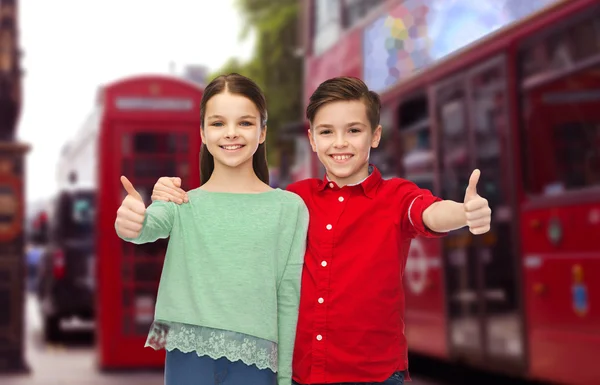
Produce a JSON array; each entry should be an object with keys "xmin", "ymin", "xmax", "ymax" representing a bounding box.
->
[
  {"xmin": 338, "ymin": 196, "xmax": 344, "ymax": 202},
  {"xmin": 316, "ymin": 334, "xmax": 323, "ymax": 341},
  {"xmin": 318, "ymin": 297, "xmax": 324, "ymax": 304},
  {"xmin": 326, "ymin": 224, "xmax": 332, "ymax": 230},
  {"xmin": 321, "ymin": 261, "xmax": 327, "ymax": 267},
  {"xmin": 329, "ymin": 183, "xmax": 334, "ymax": 188}
]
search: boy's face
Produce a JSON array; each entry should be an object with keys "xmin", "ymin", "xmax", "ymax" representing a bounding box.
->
[{"xmin": 308, "ymin": 100, "xmax": 382, "ymax": 187}]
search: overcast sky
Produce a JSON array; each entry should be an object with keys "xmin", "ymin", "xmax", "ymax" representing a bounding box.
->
[{"xmin": 17, "ymin": 0, "xmax": 254, "ymax": 203}]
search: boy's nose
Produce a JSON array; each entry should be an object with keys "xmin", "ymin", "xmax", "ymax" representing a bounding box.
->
[{"xmin": 333, "ymin": 135, "xmax": 348, "ymax": 148}]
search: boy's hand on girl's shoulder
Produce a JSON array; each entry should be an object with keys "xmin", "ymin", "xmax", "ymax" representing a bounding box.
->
[
  {"xmin": 463, "ymin": 169, "xmax": 492, "ymax": 235},
  {"xmin": 151, "ymin": 176, "xmax": 188, "ymax": 204}
]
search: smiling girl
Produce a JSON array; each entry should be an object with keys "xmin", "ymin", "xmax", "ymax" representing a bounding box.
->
[{"xmin": 114, "ymin": 73, "xmax": 309, "ymax": 385}]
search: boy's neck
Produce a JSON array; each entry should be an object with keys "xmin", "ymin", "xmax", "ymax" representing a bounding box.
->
[
  {"xmin": 327, "ymin": 163, "xmax": 371, "ymax": 188},
  {"xmin": 203, "ymin": 159, "xmax": 270, "ymax": 193}
]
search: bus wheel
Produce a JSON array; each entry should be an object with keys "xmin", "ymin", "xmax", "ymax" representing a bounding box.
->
[{"xmin": 43, "ymin": 315, "xmax": 61, "ymax": 342}]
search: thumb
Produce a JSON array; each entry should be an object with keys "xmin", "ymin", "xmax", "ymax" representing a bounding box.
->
[
  {"xmin": 465, "ymin": 169, "xmax": 480, "ymax": 201},
  {"xmin": 121, "ymin": 176, "xmax": 143, "ymax": 201},
  {"xmin": 170, "ymin": 177, "xmax": 182, "ymax": 188}
]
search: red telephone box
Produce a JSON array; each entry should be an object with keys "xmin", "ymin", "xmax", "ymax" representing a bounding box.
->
[{"xmin": 94, "ymin": 75, "xmax": 202, "ymax": 369}]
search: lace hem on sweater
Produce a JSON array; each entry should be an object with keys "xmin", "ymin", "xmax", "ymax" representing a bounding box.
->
[{"xmin": 145, "ymin": 321, "xmax": 278, "ymax": 372}]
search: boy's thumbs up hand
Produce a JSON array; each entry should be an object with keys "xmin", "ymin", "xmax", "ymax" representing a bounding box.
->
[
  {"xmin": 463, "ymin": 169, "xmax": 492, "ymax": 235},
  {"xmin": 115, "ymin": 176, "xmax": 146, "ymax": 239}
]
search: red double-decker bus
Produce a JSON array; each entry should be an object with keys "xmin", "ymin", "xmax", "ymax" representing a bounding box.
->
[
  {"xmin": 287, "ymin": 1, "xmax": 600, "ymax": 384},
  {"xmin": 55, "ymin": 75, "xmax": 203, "ymax": 369}
]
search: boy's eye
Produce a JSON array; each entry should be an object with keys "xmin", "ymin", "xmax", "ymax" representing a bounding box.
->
[
  {"xmin": 349, "ymin": 128, "xmax": 361, "ymax": 133},
  {"xmin": 239, "ymin": 121, "xmax": 253, "ymax": 127},
  {"xmin": 319, "ymin": 130, "xmax": 332, "ymax": 135}
]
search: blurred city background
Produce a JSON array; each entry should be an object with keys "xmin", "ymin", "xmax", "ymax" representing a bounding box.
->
[{"xmin": 1, "ymin": 0, "xmax": 599, "ymax": 384}]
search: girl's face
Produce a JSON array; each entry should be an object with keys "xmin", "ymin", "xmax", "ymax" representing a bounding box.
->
[{"xmin": 201, "ymin": 91, "xmax": 266, "ymax": 171}]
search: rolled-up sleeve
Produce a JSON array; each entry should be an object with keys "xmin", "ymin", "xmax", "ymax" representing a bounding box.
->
[{"xmin": 399, "ymin": 183, "xmax": 447, "ymax": 239}]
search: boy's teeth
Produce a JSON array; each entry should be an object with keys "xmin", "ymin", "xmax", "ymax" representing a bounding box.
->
[{"xmin": 333, "ymin": 155, "xmax": 351, "ymax": 161}]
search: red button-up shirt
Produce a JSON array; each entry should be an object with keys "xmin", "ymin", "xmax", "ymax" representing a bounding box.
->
[{"xmin": 287, "ymin": 166, "xmax": 446, "ymax": 384}]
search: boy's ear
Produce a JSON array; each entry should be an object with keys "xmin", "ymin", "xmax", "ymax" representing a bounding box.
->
[
  {"xmin": 371, "ymin": 125, "xmax": 383, "ymax": 148},
  {"xmin": 307, "ymin": 128, "xmax": 317, "ymax": 152}
]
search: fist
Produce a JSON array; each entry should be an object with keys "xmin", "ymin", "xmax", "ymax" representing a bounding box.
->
[
  {"xmin": 115, "ymin": 176, "xmax": 146, "ymax": 239},
  {"xmin": 151, "ymin": 176, "xmax": 188, "ymax": 204},
  {"xmin": 463, "ymin": 169, "xmax": 492, "ymax": 235}
]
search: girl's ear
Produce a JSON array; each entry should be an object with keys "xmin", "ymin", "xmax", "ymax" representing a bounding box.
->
[{"xmin": 259, "ymin": 125, "xmax": 267, "ymax": 144}]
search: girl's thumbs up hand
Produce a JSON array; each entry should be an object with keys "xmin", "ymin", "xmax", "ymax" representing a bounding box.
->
[{"xmin": 115, "ymin": 176, "xmax": 146, "ymax": 239}]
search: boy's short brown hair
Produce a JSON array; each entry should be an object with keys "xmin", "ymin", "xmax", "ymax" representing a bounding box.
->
[{"xmin": 306, "ymin": 76, "xmax": 381, "ymax": 130}]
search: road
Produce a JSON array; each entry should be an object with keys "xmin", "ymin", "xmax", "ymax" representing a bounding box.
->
[{"xmin": 2, "ymin": 295, "xmax": 453, "ymax": 385}]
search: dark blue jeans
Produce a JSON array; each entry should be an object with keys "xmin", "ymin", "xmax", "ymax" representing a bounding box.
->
[
  {"xmin": 292, "ymin": 371, "xmax": 405, "ymax": 385},
  {"xmin": 165, "ymin": 349, "xmax": 276, "ymax": 385}
]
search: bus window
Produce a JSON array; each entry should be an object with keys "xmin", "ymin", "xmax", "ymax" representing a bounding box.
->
[
  {"xmin": 370, "ymin": 105, "xmax": 399, "ymax": 179},
  {"xmin": 470, "ymin": 63, "xmax": 507, "ymax": 209},
  {"xmin": 398, "ymin": 95, "xmax": 433, "ymax": 190},
  {"xmin": 438, "ymin": 85, "xmax": 470, "ymax": 203},
  {"xmin": 522, "ymin": 67, "xmax": 600, "ymax": 195},
  {"xmin": 520, "ymin": 10, "xmax": 600, "ymax": 196},
  {"xmin": 553, "ymin": 122, "xmax": 600, "ymax": 191}
]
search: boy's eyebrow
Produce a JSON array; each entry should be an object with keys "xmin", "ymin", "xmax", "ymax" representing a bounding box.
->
[
  {"xmin": 346, "ymin": 121, "xmax": 367, "ymax": 127},
  {"xmin": 207, "ymin": 114, "xmax": 257, "ymax": 120},
  {"xmin": 315, "ymin": 122, "xmax": 367, "ymax": 129}
]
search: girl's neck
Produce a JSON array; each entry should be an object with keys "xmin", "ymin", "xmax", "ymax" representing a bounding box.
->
[{"xmin": 201, "ymin": 159, "xmax": 271, "ymax": 193}]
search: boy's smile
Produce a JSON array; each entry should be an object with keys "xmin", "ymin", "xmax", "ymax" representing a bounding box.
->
[
  {"xmin": 329, "ymin": 153, "xmax": 353, "ymax": 163},
  {"xmin": 308, "ymin": 100, "xmax": 382, "ymax": 187}
]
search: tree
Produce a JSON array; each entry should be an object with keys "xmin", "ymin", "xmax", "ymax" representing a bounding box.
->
[{"xmin": 210, "ymin": 0, "xmax": 303, "ymax": 165}]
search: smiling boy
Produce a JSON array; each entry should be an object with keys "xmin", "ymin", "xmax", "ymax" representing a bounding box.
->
[{"xmin": 284, "ymin": 77, "xmax": 490, "ymax": 385}]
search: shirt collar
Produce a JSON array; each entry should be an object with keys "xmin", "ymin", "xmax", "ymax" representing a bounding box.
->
[{"xmin": 317, "ymin": 164, "xmax": 381, "ymax": 198}]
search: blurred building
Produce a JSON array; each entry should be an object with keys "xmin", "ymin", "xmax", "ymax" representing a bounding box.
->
[
  {"xmin": 181, "ymin": 65, "xmax": 208, "ymax": 88},
  {"xmin": 0, "ymin": 0, "xmax": 22, "ymax": 141}
]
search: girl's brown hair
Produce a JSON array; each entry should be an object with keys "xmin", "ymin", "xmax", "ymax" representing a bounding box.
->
[{"xmin": 199, "ymin": 73, "xmax": 269, "ymax": 185}]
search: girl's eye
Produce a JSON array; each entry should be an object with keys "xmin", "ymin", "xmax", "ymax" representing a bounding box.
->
[
  {"xmin": 211, "ymin": 122, "xmax": 224, "ymax": 127},
  {"xmin": 320, "ymin": 130, "xmax": 332, "ymax": 135}
]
